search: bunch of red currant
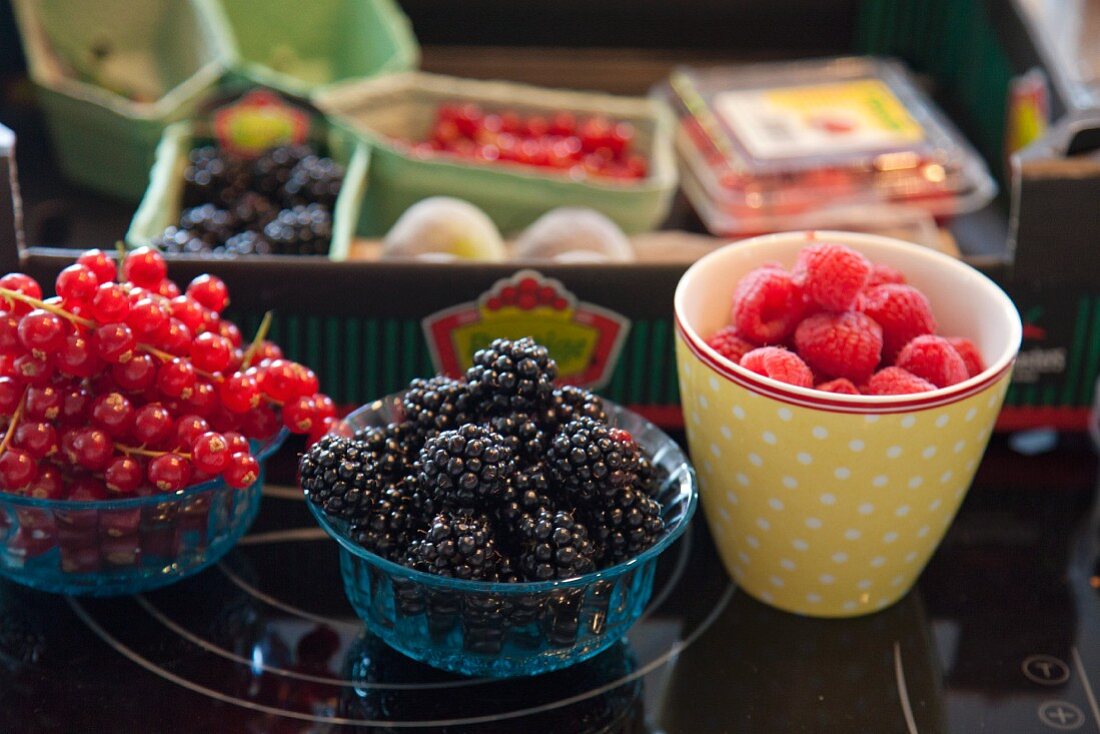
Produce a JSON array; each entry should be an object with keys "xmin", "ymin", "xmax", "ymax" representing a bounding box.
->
[
  {"xmin": 409, "ymin": 103, "xmax": 648, "ymax": 181},
  {"xmin": 0, "ymin": 246, "xmax": 333, "ymax": 501}
]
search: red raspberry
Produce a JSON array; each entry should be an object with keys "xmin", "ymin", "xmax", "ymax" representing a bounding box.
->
[
  {"xmin": 706, "ymin": 325, "xmax": 756, "ymax": 365},
  {"xmin": 859, "ymin": 284, "xmax": 936, "ymax": 361},
  {"xmin": 866, "ymin": 366, "xmax": 937, "ymax": 395},
  {"xmin": 816, "ymin": 378, "xmax": 859, "ymax": 394},
  {"xmin": 895, "ymin": 335, "xmax": 969, "ymax": 388},
  {"xmin": 739, "ymin": 347, "xmax": 812, "ymax": 388},
  {"xmin": 730, "ymin": 266, "xmax": 805, "ymax": 344},
  {"xmin": 947, "ymin": 337, "xmax": 985, "ymax": 378},
  {"xmin": 792, "ymin": 243, "xmax": 871, "ymax": 311},
  {"xmin": 866, "ymin": 262, "xmax": 906, "ymax": 288},
  {"xmin": 793, "ymin": 311, "xmax": 883, "ymax": 383}
]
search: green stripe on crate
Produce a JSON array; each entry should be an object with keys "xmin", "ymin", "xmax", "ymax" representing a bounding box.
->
[
  {"xmin": 286, "ymin": 315, "xmax": 301, "ymax": 362},
  {"xmin": 649, "ymin": 320, "xmax": 669, "ymax": 405},
  {"xmin": 345, "ymin": 318, "xmax": 361, "ymax": 405},
  {"xmin": 1042, "ymin": 383, "xmax": 1057, "ymax": 407},
  {"xmin": 1005, "ymin": 384, "xmax": 1018, "ymax": 406},
  {"xmin": 1062, "ymin": 297, "xmax": 1091, "ymax": 405},
  {"xmin": 629, "ymin": 321, "xmax": 649, "ymax": 405},
  {"xmin": 364, "ymin": 319, "xmax": 379, "ymax": 401},
  {"xmin": 1022, "ymin": 383, "xmax": 1039, "ymax": 407},
  {"xmin": 402, "ymin": 320, "xmax": 420, "ymax": 383},
  {"xmin": 325, "ymin": 317, "xmax": 340, "ymax": 403},
  {"xmin": 1080, "ymin": 297, "xmax": 1100, "ymax": 406},
  {"xmin": 382, "ymin": 320, "xmax": 399, "ymax": 395},
  {"xmin": 306, "ymin": 316, "xmax": 321, "ymax": 382}
]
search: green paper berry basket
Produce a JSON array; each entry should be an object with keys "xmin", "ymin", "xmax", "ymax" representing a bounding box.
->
[
  {"xmin": 125, "ymin": 120, "xmax": 370, "ymax": 262},
  {"xmin": 313, "ymin": 71, "xmax": 679, "ymax": 236},
  {"xmin": 199, "ymin": 0, "xmax": 419, "ymax": 99},
  {"xmin": 10, "ymin": 0, "xmax": 231, "ymax": 201}
]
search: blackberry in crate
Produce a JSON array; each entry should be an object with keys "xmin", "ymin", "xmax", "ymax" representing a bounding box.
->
[
  {"xmin": 348, "ymin": 480, "xmax": 424, "ymax": 561},
  {"xmin": 519, "ymin": 509, "xmax": 597, "ymax": 581},
  {"xmin": 179, "ymin": 204, "xmax": 238, "ymax": 247},
  {"xmin": 298, "ymin": 435, "xmax": 378, "ymax": 522},
  {"xmin": 583, "ymin": 485, "xmax": 665, "ymax": 567},
  {"xmin": 182, "ymin": 146, "xmax": 250, "ymax": 208},
  {"xmin": 252, "ymin": 144, "xmax": 313, "ymax": 198},
  {"xmin": 547, "ymin": 417, "xmax": 641, "ymax": 505},
  {"xmin": 231, "ymin": 191, "xmax": 279, "ymax": 232},
  {"xmin": 400, "ymin": 376, "xmax": 474, "ymax": 447},
  {"xmin": 263, "ymin": 204, "xmax": 332, "ymax": 256},
  {"xmin": 416, "ymin": 424, "xmax": 515, "ymax": 510},
  {"xmin": 466, "ymin": 337, "xmax": 557, "ymax": 414},
  {"xmin": 221, "ymin": 230, "xmax": 273, "ymax": 257},
  {"xmin": 408, "ymin": 511, "xmax": 499, "ymax": 580},
  {"xmin": 488, "ymin": 411, "xmax": 547, "ymax": 463},
  {"xmin": 541, "ymin": 385, "xmax": 608, "ymax": 430},
  {"xmin": 282, "ymin": 154, "xmax": 344, "ymax": 208},
  {"xmin": 153, "ymin": 226, "xmax": 210, "ymax": 255}
]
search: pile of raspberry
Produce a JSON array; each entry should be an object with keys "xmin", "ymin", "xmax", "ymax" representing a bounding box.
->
[
  {"xmin": 0, "ymin": 246, "xmax": 334, "ymax": 501},
  {"xmin": 706, "ymin": 242, "xmax": 986, "ymax": 395},
  {"xmin": 299, "ymin": 338, "xmax": 666, "ymax": 583}
]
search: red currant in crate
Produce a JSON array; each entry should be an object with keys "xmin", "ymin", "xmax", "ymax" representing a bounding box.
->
[
  {"xmin": 122, "ymin": 246, "xmax": 167, "ymax": 289},
  {"xmin": 187, "ymin": 274, "xmax": 230, "ymax": 313},
  {"xmin": 76, "ymin": 249, "xmax": 117, "ymax": 285},
  {"xmin": 56, "ymin": 264, "xmax": 100, "ymax": 305}
]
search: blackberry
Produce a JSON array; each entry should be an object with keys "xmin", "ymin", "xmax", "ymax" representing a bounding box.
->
[
  {"xmin": 352, "ymin": 422, "xmax": 414, "ymax": 478},
  {"xmin": 348, "ymin": 479, "xmax": 424, "ymax": 561},
  {"xmin": 179, "ymin": 204, "xmax": 238, "ymax": 247},
  {"xmin": 182, "ymin": 146, "xmax": 250, "ymax": 209},
  {"xmin": 416, "ymin": 424, "xmax": 515, "ymax": 510},
  {"xmin": 583, "ymin": 486, "xmax": 665, "ymax": 567},
  {"xmin": 220, "ymin": 230, "xmax": 273, "ymax": 256},
  {"xmin": 495, "ymin": 463, "xmax": 555, "ymax": 535},
  {"xmin": 466, "ymin": 337, "xmax": 557, "ymax": 414},
  {"xmin": 153, "ymin": 226, "xmax": 210, "ymax": 255},
  {"xmin": 252, "ymin": 144, "xmax": 313, "ymax": 198},
  {"xmin": 488, "ymin": 411, "xmax": 547, "ymax": 463},
  {"xmin": 263, "ymin": 204, "xmax": 332, "ymax": 256},
  {"xmin": 518, "ymin": 509, "xmax": 596, "ymax": 581},
  {"xmin": 547, "ymin": 417, "xmax": 640, "ymax": 505},
  {"xmin": 408, "ymin": 511, "xmax": 499, "ymax": 580},
  {"xmin": 541, "ymin": 385, "xmax": 607, "ymax": 430},
  {"xmin": 282, "ymin": 154, "xmax": 344, "ymax": 208},
  {"xmin": 298, "ymin": 435, "xmax": 379, "ymax": 522},
  {"xmin": 400, "ymin": 376, "xmax": 474, "ymax": 447},
  {"xmin": 230, "ymin": 191, "xmax": 279, "ymax": 232}
]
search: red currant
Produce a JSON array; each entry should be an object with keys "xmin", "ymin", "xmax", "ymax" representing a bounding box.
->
[
  {"xmin": 292, "ymin": 364, "xmax": 319, "ymax": 398},
  {"xmin": 223, "ymin": 432, "xmax": 250, "ymax": 454},
  {"xmin": 224, "ymin": 451, "xmax": 259, "ymax": 489},
  {"xmin": 24, "ymin": 385, "xmax": 62, "ymax": 421},
  {"xmin": 175, "ymin": 414, "xmax": 210, "ymax": 449},
  {"xmin": 55, "ymin": 264, "xmax": 99, "ymax": 305},
  {"xmin": 59, "ymin": 386, "xmax": 91, "ymax": 424},
  {"xmin": 207, "ymin": 407, "xmax": 242, "ymax": 434},
  {"xmin": 18, "ymin": 309, "xmax": 66, "ymax": 355},
  {"xmin": 57, "ymin": 332, "xmax": 100, "ymax": 378},
  {"xmin": 13, "ymin": 421, "xmax": 58, "ymax": 459},
  {"xmin": 12, "ymin": 354, "xmax": 53, "ymax": 386},
  {"xmin": 148, "ymin": 453, "xmax": 192, "ymax": 492},
  {"xmin": 307, "ymin": 416, "xmax": 336, "ymax": 445},
  {"xmin": 0, "ymin": 377, "xmax": 22, "ymax": 415},
  {"xmin": 314, "ymin": 394, "xmax": 336, "ymax": 421},
  {"xmin": 282, "ymin": 396, "xmax": 317, "ymax": 433},
  {"xmin": 0, "ymin": 273, "xmax": 42, "ymax": 313},
  {"xmin": 27, "ymin": 465, "xmax": 63, "ymax": 499},
  {"xmin": 252, "ymin": 340, "xmax": 281, "ymax": 361},
  {"xmin": 240, "ymin": 404, "xmax": 279, "ymax": 439},
  {"xmin": 187, "ymin": 274, "xmax": 229, "ymax": 313},
  {"xmin": 0, "ymin": 448, "xmax": 38, "ymax": 490},
  {"xmin": 94, "ymin": 323, "xmax": 136, "ymax": 364},
  {"xmin": 126, "ymin": 297, "xmax": 169, "ymax": 338},
  {"xmin": 122, "ymin": 247, "xmax": 167, "ymax": 288},
  {"xmin": 133, "ymin": 403, "xmax": 174, "ymax": 446},
  {"xmin": 258, "ymin": 359, "xmax": 297, "ymax": 402},
  {"xmin": 0, "ymin": 310, "xmax": 19, "ymax": 352},
  {"xmin": 91, "ymin": 392, "xmax": 134, "ymax": 438},
  {"xmin": 155, "ymin": 279, "xmax": 181, "ymax": 299},
  {"xmin": 156, "ymin": 318, "xmax": 192, "ymax": 356},
  {"xmin": 105, "ymin": 456, "xmax": 144, "ymax": 494},
  {"xmin": 77, "ymin": 249, "xmax": 117, "ymax": 284},
  {"xmin": 184, "ymin": 379, "xmax": 217, "ymax": 416},
  {"xmin": 190, "ymin": 332, "xmax": 232, "ymax": 373},
  {"xmin": 156, "ymin": 357, "xmax": 196, "ymax": 400},
  {"xmin": 219, "ymin": 321, "xmax": 244, "ymax": 348},
  {"xmin": 169, "ymin": 296, "xmax": 205, "ymax": 334},
  {"xmin": 91, "ymin": 282, "xmax": 130, "ymax": 323},
  {"xmin": 191, "ymin": 431, "xmax": 230, "ymax": 474},
  {"xmin": 72, "ymin": 428, "xmax": 114, "ymax": 471},
  {"xmin": 219, "ymin": 372, "xmax": 260, "ymax": 413},
  {"xmin": 112, "ymin": 352, "xmax": 157, "ymax": 392}
]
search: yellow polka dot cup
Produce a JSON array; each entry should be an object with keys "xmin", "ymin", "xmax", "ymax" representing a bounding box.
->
[{"xmin": 674, "ymin": 231, "xmax": 1021, "ymax": 618}]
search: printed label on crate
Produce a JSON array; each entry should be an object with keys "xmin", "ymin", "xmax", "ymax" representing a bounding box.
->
[
  {"xmin": 212, "ymin": 90, "xmax": 311, "ymax": 157},
  {"xmin": 714, "ymin": 79, "xmax": 925, "ymax": 160},
  {"xmin": 422, "ymin": 271, "xmax": 631, "ymax": 389}
]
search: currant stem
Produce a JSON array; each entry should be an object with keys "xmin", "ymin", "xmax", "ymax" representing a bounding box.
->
[
  {"xmin": 113, "ymin": 443, "xmax": 192, "ymax": 460},
  {"xmin": 0, "ymin": 390, "xmax": 27, "ymax": 455},
  {"xmin": 242, "ymin": 310, "xmax": 274, "ymax": 369},
  {"xmin": 136, "ymin": 343, "xmax": 219, "ymax": 381},
  {"xmin": 115, "ymin": 241, "xmax": 128, "ymax": 283},
  {"xmin": 0, "ymin": 288, "xmax": 94, "ymax": 328}
]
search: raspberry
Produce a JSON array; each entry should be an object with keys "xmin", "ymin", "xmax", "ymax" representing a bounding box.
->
[
  {"xmin": 705, "ymin": 325, "xmax": 755, "ymax": 364},
  {"xmin": 792, "ymin": 243, "xmax": 871, "ymax": 311},
  {"xmin": 816, "ymin": 378, "xmax": 859, "ymax": 394},
  {"xmin": 866, "ymin": 366, "xmax": 937, "ymax": 395},
  {"xmin": 730, "ymin": 267, "xmax": 805, "ymax": 344},
  {"xmin": 895, "ymin": 335, "xmax": 969, "ymax": 388},
  {"xmin": 859, "ymin": 285, "xmax": 936, "ymax": 361},
  {"xmin": 867, "ymin": 262, "xmax": 906, "ymax": 288},
  {"xmin": 793, "ymin": 311, "xmax": 883, "ymax": 383},
  {"xmin": 947, "ymin": 337, "xmax": 985, "ymax": 378},
  {"xmin": 739, "ymin": 347, "xmax": 813, "ymax": 388}
]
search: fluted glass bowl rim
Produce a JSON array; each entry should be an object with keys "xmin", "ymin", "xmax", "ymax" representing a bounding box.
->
[
  {"xmin": 0, "ymin": 429, "xmax": 289, "ymax": 511},
  {"xmin": 307, "ymin": 395, "xmax": 698, "ymax": 593}
]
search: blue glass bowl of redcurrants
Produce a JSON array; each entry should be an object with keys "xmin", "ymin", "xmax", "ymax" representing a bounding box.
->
[
  {"xmin": 304, "ymin": 338, "xmax": 697, "ymax": 678},
  {"xmin": 0, "ymin": 247, "xmax": 333, "ymax": 596}
]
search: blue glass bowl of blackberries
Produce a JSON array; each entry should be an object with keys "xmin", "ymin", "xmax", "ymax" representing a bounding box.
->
[{"xmin": 304, "ymin": 338, "xmax": 697, "ymax": 678}]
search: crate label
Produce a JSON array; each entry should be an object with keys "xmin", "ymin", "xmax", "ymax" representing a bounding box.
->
[
  {"xmin": 422, "ymin": 270, "xmax": 631, "ymax": 389},
  {"xmin": 715, "ymin": 79, "xmax": 925, "ymax": 160},
  {"xmin": 212, "ymin": 89, "xmax": 310, "ymax": 157}
]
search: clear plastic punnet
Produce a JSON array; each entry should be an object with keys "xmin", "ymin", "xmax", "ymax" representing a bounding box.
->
[{"xmin": 659, "ymin": 57, "xmax": 996, "ymax": 235}]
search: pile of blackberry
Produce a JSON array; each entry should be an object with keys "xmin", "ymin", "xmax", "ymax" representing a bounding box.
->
[
  {"xmin": 299, "ymin": 337, "xmax": 666, "ymax": 583},
  {"xmin": 154, "ymin": 143, "xmax": 343, "ymax": 257}
]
